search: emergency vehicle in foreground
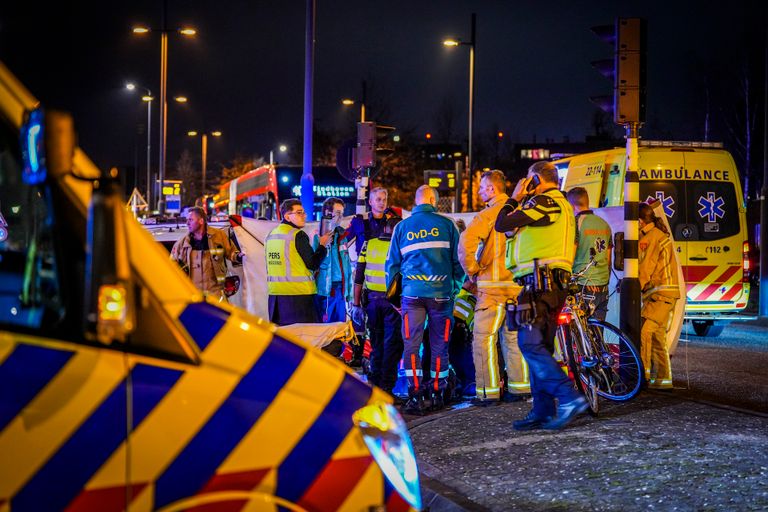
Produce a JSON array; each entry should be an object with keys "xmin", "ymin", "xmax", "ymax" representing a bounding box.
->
[
  {"xmin": 555, "ymin": 142, "xmax": 752, "ymax": 337},
  {"xmin": 0, "ymin": 61, "xmax": 420, "ymax": 511}
]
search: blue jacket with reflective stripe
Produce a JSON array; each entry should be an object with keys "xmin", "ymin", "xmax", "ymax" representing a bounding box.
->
[{"xmin": 386, "ymin": 204, "xmax": 464, "ymax": 298}]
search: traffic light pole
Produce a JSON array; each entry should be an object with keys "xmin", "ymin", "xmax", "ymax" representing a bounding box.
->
[
  {"xmin": 760, "ymin": 22, "xmax": 768, "ymax": 318},
  {"xmin": 621, "ymin": 122, "xmax": 642, "ymax": 347}
]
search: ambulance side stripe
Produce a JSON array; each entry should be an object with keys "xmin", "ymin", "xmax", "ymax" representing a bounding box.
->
[
  {"xmin": 154, "ymin": 336, "xmax": 305, "ymax": 509},
  {"xmin": 277, "ymin": 374, "xmax": 372, "ymax": 503},
  {"xmin": 178, "ymin": 302, "xmax": 231, "ymax": 350},
  {"xmin": 12, "ymin": 364, "xmax": 180, "ymax": 511},
  {"xmin": 0, "ymin": 345, "xmax": 73, "ymax": 432}
]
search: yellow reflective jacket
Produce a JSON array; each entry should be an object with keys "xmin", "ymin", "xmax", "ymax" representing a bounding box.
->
[
  {"xmin": 266, "ymin": 223, "xmax": 317, "ymax": 296},
  {"xmin": 639, "ymin": 223, "xmax": 680, "ymax": 300},
  {"xmin": 459, "ymin": 193, "xmax": 521, "ymax": 309}
]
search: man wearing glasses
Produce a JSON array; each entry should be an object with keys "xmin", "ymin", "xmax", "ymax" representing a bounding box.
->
[{"xmin": 266, "ymin": 199, "xmax": 332, "ymax": 325}]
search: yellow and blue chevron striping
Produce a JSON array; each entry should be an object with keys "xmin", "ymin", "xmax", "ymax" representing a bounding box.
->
[{"xmin": 0, "ymin": 299, "xmax": 412, "ymax": 511}]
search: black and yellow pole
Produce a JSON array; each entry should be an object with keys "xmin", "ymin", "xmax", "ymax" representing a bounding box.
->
[{"xmin": 621, "ymin": 122, "xmax": 642, "ymax": 347}]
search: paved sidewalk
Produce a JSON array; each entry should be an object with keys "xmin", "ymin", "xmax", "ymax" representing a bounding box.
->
[{"xmin": 409, "ymin": 394, "xmax": 768, "ymax": 511}]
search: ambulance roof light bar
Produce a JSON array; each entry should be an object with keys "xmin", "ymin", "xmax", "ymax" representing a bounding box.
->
[{"xmin": 639, "ymin": 140, "xmax": 723, "ymax": 149}]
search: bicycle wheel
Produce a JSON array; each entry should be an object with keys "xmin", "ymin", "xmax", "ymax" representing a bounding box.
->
[
  {"xmin": 564, "ymin": 320, "xmax": 599, "ymax": 416},
  {"xmin": 586, "ymin": 319, "xmax": 644, "ymax": 401}
]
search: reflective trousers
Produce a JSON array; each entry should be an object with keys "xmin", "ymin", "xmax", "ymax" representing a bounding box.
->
[
  {"xmin": 473, "ymin": 303, "xmax": 529, "ymax": 401},
  {"xmin": 641, "ymin": 295, "xmax": 676, "ymax": 388},
  {"xmin": 401, "ymin": 296, "xmax": 453, "ymax": 395},
  {"xmin": 517, "ymin": 290, "xmax": 580, "ymax": 418},
  {"xmin": 366, "ymin": 293, "xmax": 403, "ymax": 393}
]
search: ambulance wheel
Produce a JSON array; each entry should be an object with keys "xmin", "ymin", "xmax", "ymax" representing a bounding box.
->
[{"xmin": 691, "ymin": 320, "xmax": 724, "ymax": 337}]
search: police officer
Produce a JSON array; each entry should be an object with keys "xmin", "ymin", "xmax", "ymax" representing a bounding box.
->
[
  {"xmin": 566, "ymin": 187, "xmax": 613, "ymax": 321},
  {"xmin": 495, "ymin": 161, "xmax": 587, "ymax": 430},
  {"xmin": 351, "ymin": 216, "xmax": 403, "ymax": 397},
  {"xmin": 639, "ymin": 201, "xmax": 680, "ymax": 390},
  {"xmin": 171, "ymin": 206, "xmax": 244, "ymax": 301},
  {"xmin": 266, "ymin": 199, "xmax": 331, "ymax": 325},
  {"xmin": 347, "ymin": 187, "xmax": 398, "ymax": 257},
  {"xmin": 386, "ymin": 185, "xmax": 465, "ymax": 413},
  {"xmin": 459, "ymin": 170, "xmax": 530, "ymax": 405}
]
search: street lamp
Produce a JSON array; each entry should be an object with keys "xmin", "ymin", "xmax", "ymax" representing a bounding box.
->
[
  {"xmin": 340, "ymin": 80, "xmax": 368, "ymax": 122},
  {"xmin": 443, "ymin": 13, "xmax": 476, "ymax": 211},
  {"xmin": 125, "ymin": 82, "xmax": 153, "ymax": 210},
  {"xmin": 269, "ymin": 144, "xmax": 288, "ymax": 165},
  {"xmin": 132, "ymin": 15, "xmax": 197, "ymax": 214},
  {"xmin": 188, "ymin": 130, "xmax": 222, "ymax": 196}
]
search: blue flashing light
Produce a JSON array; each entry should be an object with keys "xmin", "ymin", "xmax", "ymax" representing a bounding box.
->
[
  {"xmin": 20, "ymin": 108, "xmax": 46, "ymax": 185},
  {"xmin": 280, "ymin": 175, "xmax": 289, "ymax": 184}
]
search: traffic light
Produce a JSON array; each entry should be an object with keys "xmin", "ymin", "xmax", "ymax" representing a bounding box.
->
[
  {"xmin": 590, "ymin": 17, "xmax": 647, "ymax": 124},
  {"xmin": 204, "ymin": 194, "xmax": 215, "ymax": 215},
  {"xmin": 355, "ymin": 121, "xmax": 395, "ymax": 169}
]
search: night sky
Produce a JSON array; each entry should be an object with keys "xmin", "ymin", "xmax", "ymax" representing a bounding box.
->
[{"xmin": 0, "ymin": 0, "xmax": 761, "ymax": 175}]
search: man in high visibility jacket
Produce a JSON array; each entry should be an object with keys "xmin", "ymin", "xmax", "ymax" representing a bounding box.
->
[
  {"xmin": 495, "ymin": 161, "xmax": 587, "ymax": 431},
  {"xmin": 566, "ymin": 187, "xmax": 613, "ymax": 322},
  {"xmin": 459, "ymin": 170, "xmax": 530, "ymax": 405},
  {"xmin": 386, "ymin": 186, "xmax": 465, "ymax": 413},
  {"xmin": 351, "ymin": 216, "xmax": 403, "ymax": 396},
  {"xmin": 638, "ymin": 201, "xmax": 680, "ymax": 390},
  {"xmin": 266, "ymin": 199, "xmax": 331, "ymax": 325},
  {"xmin": 171, "ymin": 207, "xmax": 244, "ymax": 301}
]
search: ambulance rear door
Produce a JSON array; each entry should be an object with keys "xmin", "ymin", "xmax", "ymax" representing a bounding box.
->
[{"xmin": 679, "ymin": 150, "xmax": 747, "ymax": 315}]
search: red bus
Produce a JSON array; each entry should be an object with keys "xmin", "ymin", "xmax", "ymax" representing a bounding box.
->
[{"xmin": 214, "ymin": 164, "xmax": 356, "ymax": 220}]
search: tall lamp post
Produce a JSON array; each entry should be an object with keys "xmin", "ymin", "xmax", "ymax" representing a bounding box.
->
[
  {"xmin": 125, "ymin": 82, "xmax": 153, "ymax": 209},
  {"xmin": 270, "ymin": 144, "xmax": 288, "ymax": 165},
  {"xmin": 132, "ymin": 15, "xmax": 196, "ymax": 214},
  {"xmin": 444, "ymin": 12, "xmax": 476, "ymax": 211},
  {"xmin": 187, "ymin": 130, "xmax": 222, "ymax": 197},
  {"xmin": 341, "ymin": 79, "xmax": 368, "ymax": 122}
]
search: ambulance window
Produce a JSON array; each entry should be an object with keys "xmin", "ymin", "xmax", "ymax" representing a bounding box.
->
[
  {"xmin": 0, "ymin": 118, "xmax": 65, "ymax": 331},
  {"xmin": 640, "ymin": 181, "xmax": 684, "ymax": 235},
  {"xmin": 686, "ymin": 182, "xmax": 739, "ymax": 241}
]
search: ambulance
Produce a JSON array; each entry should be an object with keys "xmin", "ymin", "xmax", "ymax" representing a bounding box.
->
[
  {"xmin": 0, "ymin": 62, "xmax": 420, "ymax": 510},
  {"xmin": 555, "ymin": 141, "xmax": 752, "ymax": 337}
]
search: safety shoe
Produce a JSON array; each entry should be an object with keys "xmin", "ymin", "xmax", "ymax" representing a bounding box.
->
[
  {"xmin": 429, "ymin": 393, "xmax": 445, "ymax": 411},
  {"xmin": 513, "ymin": 411, "xmax": 553, "ymax": 431},
  {"xmin": 501, "ymin": 391, "xmax": 529, "ymax": 403},
  {"xmin": 542, "ymin": 396, "xmax": 589, "ymax": 430},
  {"xmin": 402, "ymin": 395, "xmax": 426, "ymax": 416}
]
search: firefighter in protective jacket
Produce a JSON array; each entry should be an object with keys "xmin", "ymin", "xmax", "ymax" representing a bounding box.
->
[
  {"xmin": 459, "ymin": 170, "xmax": 529, "ymax": 404},
  {"xmin": 171, "ymin": 207, "xmax": 243, "ymax": 301},
  {"xmin": 638, "ymin": 201, "xmax": 680, "ymax": 390}
]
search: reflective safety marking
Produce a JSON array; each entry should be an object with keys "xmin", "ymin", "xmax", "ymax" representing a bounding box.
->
[
  {"xmin": 443, "ymin": 318, "xmax": 450, "ymax": 342},
  {"xmin": 219, "ymin": 351, "xmax": 344, "ymax": 472},
  {"xmin": 400, "ymin": 241, "xmax": 450, "ymax": 255},
  {"xmin": 403, "ymin": 369, "xmax": 424, "ymax": 376},
  {"xmin": 431, "ymin": 369, "xmax": 449, "ymax": 379},
  {"xmin": 339, "ymin": 459, "xmax": 384, "ymax": 512},
  {"xmin": 90, "ymin": 319, "xmax": 273, "ymax": 493},
  {"xmin": 434, "ymin": 358, "xmax": 441, "ymax": 391},
  {"xmin": 298, "ymin": 456, "xmax": 373, "ymax": 511},
  {"xmin": 0, "ymin": 344, "xmax": 73, "ymax": 432},
  {"xmin": 411, "ymin": 354, "xmax": 419, "ymax": 390},
  {"xmin": 403, "ymin": 314, "xmax": 410, "ymax": 340},
  {"xmin": 0, "ymin": 349, "xmax": 125, "ymax": 501},
  {"xmin": 153, "ymin": 337, "xmax": 305, "ymax": 509},
  {"xmin": 13, "ymin": 364, "xmax": 180, "ymax": 511},
  {"xmin": 179, "ymin": 302, "xmax": 231, "ymax": 351},
  {"xmin": 276, "ymin": 374, "xmax": 373, "ymax": 503}
]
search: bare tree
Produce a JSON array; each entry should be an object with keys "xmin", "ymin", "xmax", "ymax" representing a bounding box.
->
[{"xmin": 722, "ymin": 64, "xmax": 758, "ymax": 200}]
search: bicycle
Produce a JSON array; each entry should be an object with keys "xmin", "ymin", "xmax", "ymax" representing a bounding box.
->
[{"xmin": 554, "ymin": 256, "xmax": 644, "ymax": 415}]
